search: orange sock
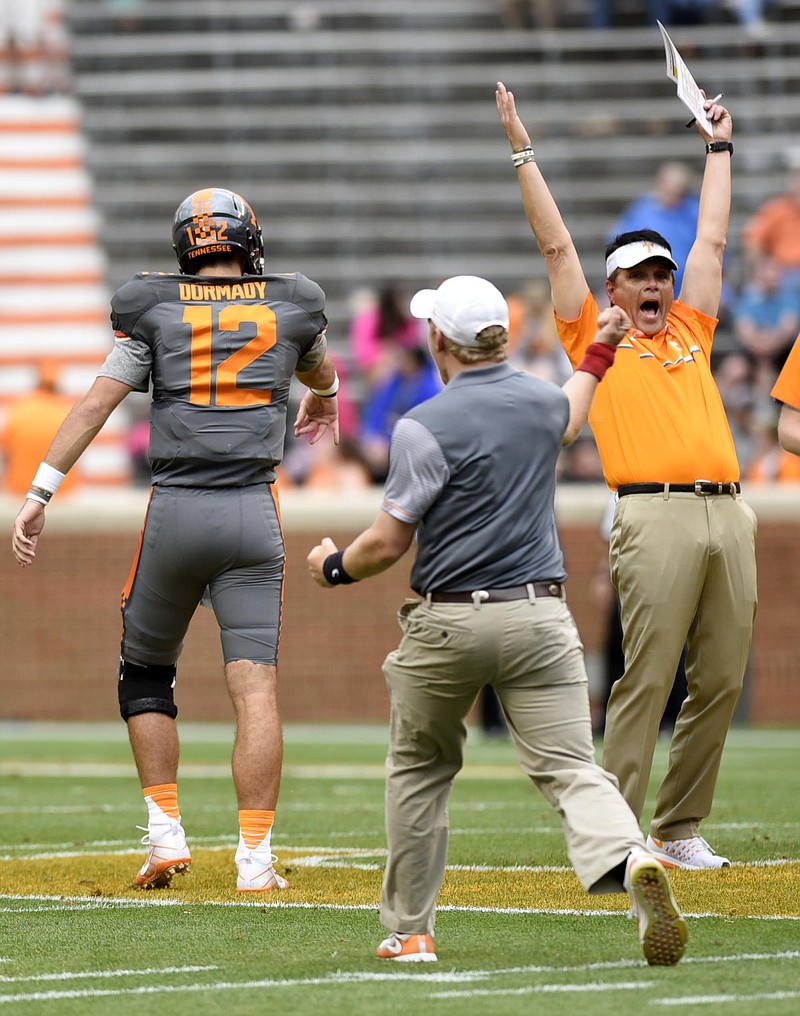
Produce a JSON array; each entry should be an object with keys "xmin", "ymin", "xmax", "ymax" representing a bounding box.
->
[
  {"xmin": 143, "ymin": 783, "xmax": 180, "ymax": 820},
  {"xmin": 239, "ymin": 809, "xmax": 274, "ymax": 850}
]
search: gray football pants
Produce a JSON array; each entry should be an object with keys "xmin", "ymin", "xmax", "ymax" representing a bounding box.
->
[
  {"xmin": 379, "ymin": 593, "xmax": 646, "ymax": 936},
  {"xmin": 121, "ymin": 484, "xmax": 285, "ymax": 669}
]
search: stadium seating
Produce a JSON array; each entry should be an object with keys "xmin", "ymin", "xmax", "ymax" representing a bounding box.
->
[
  {"xmin": 61, "ymin": 0, "xmax": 800, "ymax": 347},
  {"xmin": 0, "ymin": 93, "xmax": 130, "ymax": 489},
  {"xmin": 5, "ymin": 0, "xmax": 800, "ymax": 491}
]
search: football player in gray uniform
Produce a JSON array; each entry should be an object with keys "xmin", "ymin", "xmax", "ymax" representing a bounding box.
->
[{"xmin": 13, "ymin": 188, "xmax": 340, "ymax": 892}]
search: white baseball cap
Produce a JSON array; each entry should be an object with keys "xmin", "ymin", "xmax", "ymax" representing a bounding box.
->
[
  {"xmin": 605, "ymin": 241, "xmax": 679, "ymax": 279},
  {"xmin": 409, "ymin": 276, "xmax": 510, "ymax": 348}
]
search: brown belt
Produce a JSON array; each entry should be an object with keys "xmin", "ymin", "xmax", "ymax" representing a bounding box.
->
[
  {"xmin": 428, "ymin": 582, "xmax": 563, "ymax": 603},
  {"xmin": 617, "ymin": 481, "xmax": 740, "ymax": 497}
]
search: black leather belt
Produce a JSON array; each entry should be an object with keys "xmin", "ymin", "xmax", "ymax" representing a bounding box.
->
[
  {"xmin": 428, "ymin": 582, "xmax": 563, "ymax": 603},
  {"xmin": 617, "ymin": 481, "xmax": 740, "ymax": 497}
]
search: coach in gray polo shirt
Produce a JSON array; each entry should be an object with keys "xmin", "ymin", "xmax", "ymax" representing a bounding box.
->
[{"xmin": 308, "ymin": 276, "xmax": 686, "ymax": 967}]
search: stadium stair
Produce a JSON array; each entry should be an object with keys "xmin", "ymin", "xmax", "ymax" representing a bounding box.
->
[
  {"xmin": 0, "ymin": 92, "xmax": 131, "ymax": 491},
  {"xmin": 62, "ymin": 0, "xmax": 800, "ymax": 351}
]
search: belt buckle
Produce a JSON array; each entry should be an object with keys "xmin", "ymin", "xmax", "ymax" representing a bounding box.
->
[{"xmin": 694, "ymin": 479, "xmax": 713, "ymax": 496}]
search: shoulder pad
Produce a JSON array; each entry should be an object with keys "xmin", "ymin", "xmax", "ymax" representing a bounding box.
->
[{"xmin": 262, "ymin": 272, "xmax": 326, "ymax": 314}]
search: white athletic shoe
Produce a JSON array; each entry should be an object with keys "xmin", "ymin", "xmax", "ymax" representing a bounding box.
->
[
  {"xmin": 646, "ymin": 834, "xmax": 731, "ymax": 869},
  {"xmin": 625, "ymin": 850, "xmax": 687, "ymax": 966},
  {"xmin": 235, "ymin": 846, "xmax": 290, "ymax": 892},
  {"xmin": 376, "ymin": 933, "xmax": 438, "ymax": 962},
  {"xmin": 134, "ymin": 819, "xmax": 191, "ymax": 889}
]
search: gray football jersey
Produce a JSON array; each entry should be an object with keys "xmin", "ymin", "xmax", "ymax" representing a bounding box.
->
[{"xmin": 109, "ymin": 271, "xmax": 327, "ymax": 486}]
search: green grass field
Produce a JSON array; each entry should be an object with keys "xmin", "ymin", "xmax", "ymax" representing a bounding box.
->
[{"xmin": 0, "ymin": 722, "xmax": 798, "ymax": 1015}]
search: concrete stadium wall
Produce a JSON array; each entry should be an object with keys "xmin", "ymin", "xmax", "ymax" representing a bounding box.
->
[{"xmin": 1, "ymin": 487, "xmax": 799, "ymax": 726}]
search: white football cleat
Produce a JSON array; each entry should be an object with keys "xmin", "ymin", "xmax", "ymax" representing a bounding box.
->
[
  {"xmin": 134, "ymin": 819, "xmax": 191, "ymax": 889},
  {"xmin": 235, "ymin": 847, "xmax": 290, "ymax": 892}
]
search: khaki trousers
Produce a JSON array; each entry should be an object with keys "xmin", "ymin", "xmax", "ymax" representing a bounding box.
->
[
  {"xmin": 606, "ymin": 491, "xmax": 758, "ymax": 840},
  {"xmin": 379, "ymin": 594, "xmax": 645, "ymax": 936}
]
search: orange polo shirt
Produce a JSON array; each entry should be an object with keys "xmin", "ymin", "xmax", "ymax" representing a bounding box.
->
[
  {"xmin": 771, "ymin": 333, "xmax": 800, "ymax": 409},
  {"xmin": 555, "ymin": 293, "xmax": 739, "ymax": 490},
  {"xmin": 0, "ymin": 390, "xmax": 79, "ymax": 497}
]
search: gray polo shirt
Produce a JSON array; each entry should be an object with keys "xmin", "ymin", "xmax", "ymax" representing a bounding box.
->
[{"xmin": 382, "ymin": 361, "xmax": 570, "ymax": 594}]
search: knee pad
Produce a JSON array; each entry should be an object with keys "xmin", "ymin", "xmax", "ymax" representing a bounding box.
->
[{"xmin": 118, "ymin": 659, "xmax": 178, "ymax": 721}]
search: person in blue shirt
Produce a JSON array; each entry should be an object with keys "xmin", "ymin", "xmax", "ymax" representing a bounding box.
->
[
  {"xmin": 608, "ymin": 163, "xmax": 699, "ymax": 293},
  {"xmin": 359, "ymin": 345, "xmax": 442, "ymax": 481}
]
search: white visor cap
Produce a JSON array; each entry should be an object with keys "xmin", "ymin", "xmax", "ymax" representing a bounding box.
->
[
  {"xmin": 606, "ymin": 241, "xmax": 679, "ymax": 279},
  {"xmin": 409, "ymin": 275, "xmax": 509, "ymax": 348}
]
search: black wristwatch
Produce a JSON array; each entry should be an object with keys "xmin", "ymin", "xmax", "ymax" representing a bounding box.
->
[{"xmin": 706, "ymin": 141, "xmax": 734, "ymax": 156}]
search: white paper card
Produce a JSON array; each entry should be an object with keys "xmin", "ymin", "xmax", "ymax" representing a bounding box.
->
[{"xmin": 658, "ymin": 21, "xmax": 715, "ymax": 136}]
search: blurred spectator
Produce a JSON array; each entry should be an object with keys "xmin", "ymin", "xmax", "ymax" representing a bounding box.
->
[
  {"xmin": 745, "ymin": 416, "xmax": 800, "ymax": 483},
  {"xmin": 591, "ymin": 1, "xmax": 715, "ymax": 28},
  {"xmin": 125, "ymin": 395, "xmax": 150, "ymax": 488},
  {"xmin": 359, "ymin": 345, "xmax": 442, "ymax": 482},
  {"xmin": 303, "ymin": 438, "xmax": 373, "ymax": 492},
  {"xmin": 349, "ymin": 285, "xmax": 426, "ymax": 388},
  {"xmin": 725, "ymin": 0, "xmax": 777, "ymax": 37},
  {"xmin": 497, "ymin": 1, "xmax": 557, "ymax": 29},
  {"xmin": 0, "ymin": 1, "xmax": 69, "ymax": 95},
  {"xmin": 608, "ymin": 163, "xmax": 699, "ymax": 292},
  {"xmin": 743, "ymin": 172, "xmax": 800, "ymax": 295},
  {"xmin": 0, "ymin": 361, "xmax": 79, "ymax": 497},
  {"xmin": 732, "ymin": 256, "xmax": 799, "ymax": 400},
  {"xmin": 507, "ymin": 280, "xmax": 571, "ymax": 384},
  {"xmin": 279, "ymin": 355, "xmax": 361, "ymax": 486},
  {"xmin": 713, "ymin": 353, "xmax": 759, "ymax": 474},
  {"xmin": 558, "ymin": 433, "xmax": 604, "ymax": 483}
]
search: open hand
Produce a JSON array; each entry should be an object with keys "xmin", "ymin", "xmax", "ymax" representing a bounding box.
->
[
  {"xmin": 294, "ymin": 391, "xmax": 340, "ymax": 446},
  {"xmin": 496, "ymin": 81, "xmax": 532, "ymax": 151},
  {"xmin": 12, "ymin": 500, "xmax": 46, "ymax": 567}
]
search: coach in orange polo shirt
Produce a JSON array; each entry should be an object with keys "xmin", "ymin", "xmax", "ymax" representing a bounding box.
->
[
  {"xmin": 773, "ymin": 334, "xmax": 800, "ymax": 456},
  {"xmin": 496, "ymin": 84, "xmax": 757, "ymax": 869}
]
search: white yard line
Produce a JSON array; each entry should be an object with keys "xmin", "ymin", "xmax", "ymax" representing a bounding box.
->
[
  {"xmin": 653, "ymin": 991, "xmax": 800, "ymax": 1006},
  {"xmin": 0, "ymin": 893, "xmax": 797, "ymax": 922},
  {"xmin": 0, "ymin": 966, "xmax": 217, "ymax": 984},
  {"xmin": 0, "ymin": 952, "xmax": 797, "ymax": 1005}
]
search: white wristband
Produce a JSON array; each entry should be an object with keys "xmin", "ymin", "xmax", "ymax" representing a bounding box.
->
[
  {"xmin": 28, "ymin": 462, "xmax": 66, "ymax": 505},
  {"xmin": 310, "ymin": 371, "xmax": 339, "ymax": 398}
]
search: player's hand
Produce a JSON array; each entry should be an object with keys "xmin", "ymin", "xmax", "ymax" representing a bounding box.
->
[
  {"xmin": 595, "ymin": 306, "xmax": 631, "ymax": 347},
  {"xmin": 12, "ymin": 500, "xmax": 46, "ymax": 567},
  {"xmin": 307, "ymin": 536, "xmax": 338, "ymax": 587},
  {"xmin": 294, "ymin": 391, "xmax": 340, "ymax": 446},
  {"xmin": 495, "ymin": 81, "xmax": 532, "ymax": 151},
  {"xmin": 697, "ymin": 91, "xmax": 732, "ymax": 143}
]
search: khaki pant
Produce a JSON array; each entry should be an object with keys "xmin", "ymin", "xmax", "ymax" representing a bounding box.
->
[
  {"xmin": 379, "ymin": 593, "xmax": 645, "ymax": 936},
  {"xmin": 606, "ymin": 491, "xmax": 758, "ymax": 840}
]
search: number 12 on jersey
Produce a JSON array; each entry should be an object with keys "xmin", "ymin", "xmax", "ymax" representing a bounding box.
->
[{"xmin": 184, "ymin": 304, "xmax": 277, "ymax": 406}]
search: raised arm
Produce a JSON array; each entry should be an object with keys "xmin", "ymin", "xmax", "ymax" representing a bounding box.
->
[
  {"xmin": 495, "ymin": 82, "xmax": 589, "ymax": 320},
  {"xmin": 679, "ymin": 96, "xmax": 733, "ymax": 316},
  {"xmin": 561, "ymin": 306, "xmax": 631, "ymax": 445}
]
